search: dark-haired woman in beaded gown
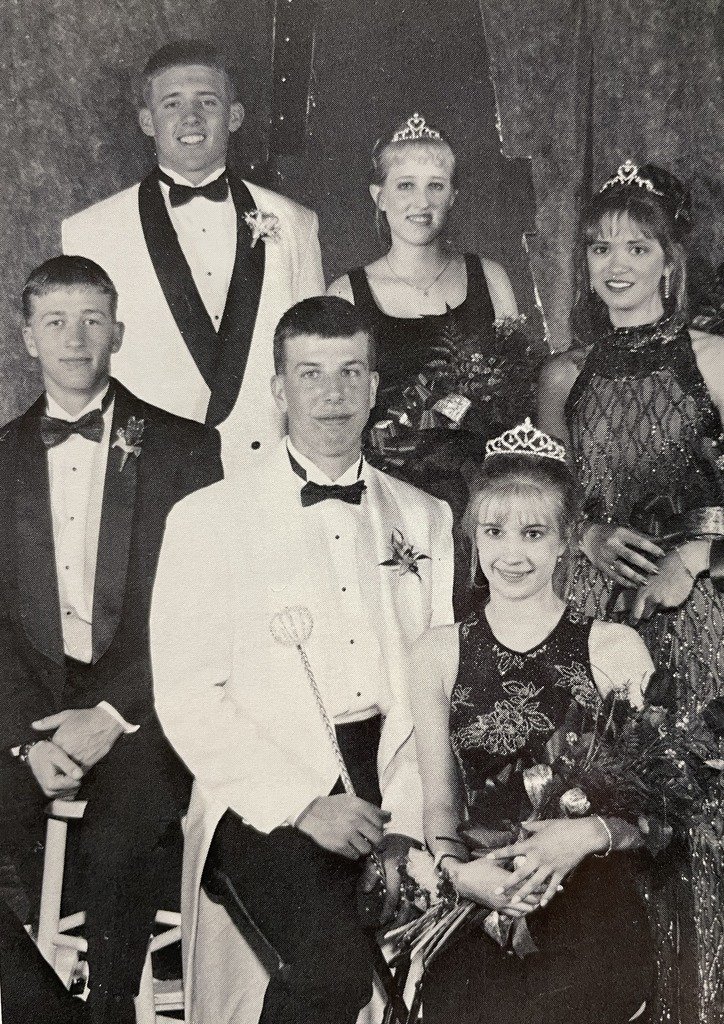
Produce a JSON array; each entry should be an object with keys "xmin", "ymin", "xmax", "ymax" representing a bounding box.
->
[
  {"xmin": 328, "ymin": 114, "xmax": 541, "ymax": 521},
  {"xmin": 413, "ymin": 439, "xmax": 656, "ymax": 1024},
  {"xmin": 538, "ymin": 161, "xmax": 724, "ymax": 1024}
]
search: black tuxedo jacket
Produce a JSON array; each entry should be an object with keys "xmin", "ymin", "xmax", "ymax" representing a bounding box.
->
[{"xmin": 0, "ymin": 381, "xmax": 223, "ymax": 752}]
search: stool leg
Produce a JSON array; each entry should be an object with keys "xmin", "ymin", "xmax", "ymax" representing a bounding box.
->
[
  {"xmin": 134, "ymin": 939, "xmax": 156, "ymax": 1024},
  {"xmin": 37, "ymin": 817, "xmax": 68, "ymax": 969}
]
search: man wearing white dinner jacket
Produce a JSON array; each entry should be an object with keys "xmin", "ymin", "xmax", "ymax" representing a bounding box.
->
[
  {"xmin": 63, "ymin": 40, "xmax": 324, "ymax": 475},
  {"xmin": 151, "ymin": 297, "xmax": 454, "ymax": 1024}
]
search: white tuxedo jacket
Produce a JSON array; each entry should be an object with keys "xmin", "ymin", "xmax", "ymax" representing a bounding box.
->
[
  {"xmin": 150, "ymin": 442, "xmax": 454, "ymax": 1023},
  {"xmin": 62, "ymin": 177, "xmax": 325, "ymax": 476}
]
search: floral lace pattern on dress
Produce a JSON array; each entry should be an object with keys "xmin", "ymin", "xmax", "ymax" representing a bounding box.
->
[{"xmin": 452, "ymin": 678, "xmax": 555, "ymax": 756}]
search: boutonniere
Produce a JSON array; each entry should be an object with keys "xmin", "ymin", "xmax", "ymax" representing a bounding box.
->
[
  {"xmin": 112, "ymin": 416, "xmax": 144, "ymax": 470},
  {"xmin": 380, "ymin": 529, "xmax": 430, "ymax": 579},
  {"xmin": 243, "ymin": 209, "xmax": 281, "ymax": 247}
]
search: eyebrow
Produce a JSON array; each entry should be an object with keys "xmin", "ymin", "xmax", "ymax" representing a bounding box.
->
[
  {"xmin": 159, "ymin": 89, "xmax": 221, "ymax": 101},
  {"xmin": 294, "ymin": 359, "xmax": 366, "ymax": 369},
  {"xmin": 41, "ymin": 308, "xmax": 108, "ymax": 318}
]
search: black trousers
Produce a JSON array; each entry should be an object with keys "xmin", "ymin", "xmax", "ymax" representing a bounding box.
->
[
  {"xmin": 13, "ymin": 660, "xmax": 192, "ymax": 1024},
  {"xmin": 205, "ymin": 715, "xmax": 383, "ymax": 1024}
]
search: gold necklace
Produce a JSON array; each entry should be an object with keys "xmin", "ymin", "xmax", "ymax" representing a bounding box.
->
[{"xmin": 385, "ymin": 254, "xmax": 452, "ymax": 297}]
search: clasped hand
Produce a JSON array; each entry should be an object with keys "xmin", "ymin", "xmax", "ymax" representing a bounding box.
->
[
  {"xmin": 484, "ymin": 818, "xmax": 604, "ymax": 908},
  {"xmin": 581, "ymin": 523, "xmax": 664, "ymax": 587},
  {"xmin": 627, "ymin": 548, "xmax": 696, "ymax": 623},
  {"xmin": 32, "ymin": 706, "xmax": 124, "ymax": 772}
]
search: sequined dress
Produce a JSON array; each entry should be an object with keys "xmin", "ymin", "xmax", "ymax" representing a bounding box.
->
[
  {"xmin": 423, "ymin": 608, "xmax": 653, "ymax": 1024},
  {"xmin": 565, "ymin": 315, "xmax": 724, "ymax": 1024}
]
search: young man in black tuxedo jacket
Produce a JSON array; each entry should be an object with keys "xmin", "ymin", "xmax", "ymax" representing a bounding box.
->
[
  {"xmin": 0, "ymin": 256, "xmax": 223, "ymax": 1023},
  {"xmin": 62, "ymin": 40, "xmax": 325, "ymax": 475}
]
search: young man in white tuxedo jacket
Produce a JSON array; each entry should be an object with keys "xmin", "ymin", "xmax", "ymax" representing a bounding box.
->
[
  {"xmin": 62, "ymin": 41, "xmax": 325, "ymax": 476},
  {"xmin": 151, "ymin": 297, "xmax": 455, "ymax": 1024}
]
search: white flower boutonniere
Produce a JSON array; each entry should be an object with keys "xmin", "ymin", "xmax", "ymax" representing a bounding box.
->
[
  {"xmin": 112, "ymin": 416, "xmax": 144, "ymax": 470},
  {"xmin": 243, "ymin": 209, "xmax": 281, "ymax": 248},
  {"xmin": 380, "ymin": 529, "xmax": 430, "ymax": 579}
]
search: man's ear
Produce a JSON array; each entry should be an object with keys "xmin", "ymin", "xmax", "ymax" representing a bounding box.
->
[
  {"xmin": 369, "ymin": 371, "xmax": 379, "ymax": 410},
  {"xmin": 229, "ymin": 102, "xmax": 245, "ymax": 134},
  {"xmin": 138, "ymin": 108, "xmax": 155, "ymax": 138},
  {"xmin": 270, "ymin": 373, "xmax": 288, "ymax": 413},
  {"xmin": 111, "ymin": 321, "xmax": 125, "ymax": 355},
  {"xmin": 22, "ymin": 326, "xmax": 38, "ymax": 359}
]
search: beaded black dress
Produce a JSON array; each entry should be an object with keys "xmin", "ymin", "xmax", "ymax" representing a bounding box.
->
[
  {"xmin": 423, "ymin": 608, "xmax": 653, "ymax": 1024},
  {"xmin": 565, "ymin": 314, "xmax": 724, "ymax": 1024}
]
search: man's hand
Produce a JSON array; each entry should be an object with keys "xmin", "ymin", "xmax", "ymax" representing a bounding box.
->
[
  {"xmin": 296, "ymin": 795, "xmax": 391, "ymax": 859},
  {"xmin": 359, "ymin": 833, "xmax": 418, "ymax": 926},
  {"xmin": 32, "ymin": 707, "xmax": 124, "ymax": 769},
  {"xmin": 26, "ymin": 740, "xmax": 84, "ymax": 798}
]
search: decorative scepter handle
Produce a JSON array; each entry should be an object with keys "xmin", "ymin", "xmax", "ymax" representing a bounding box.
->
[{"xmin": 270, "ymin": 607, "xmax": 355, "ymax": 796}]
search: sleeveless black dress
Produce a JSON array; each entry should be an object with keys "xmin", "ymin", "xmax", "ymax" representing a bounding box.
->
[
  {"xmin": 348, "ymin": 257, "xmax": 538, "ymax": 519},
  {"xmin": 423, "ymin": 608, "xmax": 654, "ymax": 1024}
]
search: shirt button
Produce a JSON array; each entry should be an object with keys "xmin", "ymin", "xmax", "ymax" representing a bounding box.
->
[
  {"xmin": 356, "ymin": 691, "xmax": 361, "ymax": 697},
  {"xmin": 69, "ymin": 516, "xmax": 75, "ymax": 521},
  {"xmin": 350, "ymin": 639, "xmax": 354, "ymax": 645},
  {"xmin": 341, "ymin": 587, "xmax": 346, "ymax": 592},
  {"xmin": 251, "ymin": 441, "xmax": 261, "ymax": 450},
  {"xmin": 72, "ymin": 467, "xmax": 77, "ymax": 472},
  {"xmin": 335, "ymin": 535, "xmax": 340, "ymax": 540},
  {"xmin": 207, "ymin": 271, "xmax": 212, "ymax": 276}
]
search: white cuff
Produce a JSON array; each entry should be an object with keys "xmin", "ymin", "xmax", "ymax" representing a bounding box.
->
[{"xmin": 97, "ymin": 702, "xmax": 140, "ymax": 733}]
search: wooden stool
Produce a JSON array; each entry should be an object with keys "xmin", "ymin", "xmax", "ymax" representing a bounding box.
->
[{"xmin": 36, "ymin": 798, "xmax": 184, "ymax": 1022}]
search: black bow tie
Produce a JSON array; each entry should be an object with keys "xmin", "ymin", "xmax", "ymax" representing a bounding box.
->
[
  {"xmin": 158, "ymin": 169, "xmax": 229, "ymax": 207},
  {"xmin": 300, "ymin": 479, "xmax": 367, "ymax": 507},
  {"xmin": 40, "ymin": 408, "xmax": 105, "ymax": 449}
]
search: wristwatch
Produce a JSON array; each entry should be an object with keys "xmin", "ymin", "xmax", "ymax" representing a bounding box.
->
[{"xmin": 14, "ymin": 740, "xmax": 41, "ymax": 764}]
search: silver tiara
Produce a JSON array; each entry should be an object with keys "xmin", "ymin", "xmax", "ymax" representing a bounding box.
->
[
  {"xmin": 485, "ymin": 418, "xmax": 566, "ymax": 463},
  {"xmin": 599, "ymin": 160, "xmax": 663, "ymax": 197},
  {"xmin": 391, "ymin": 113, "xmax": 442, "ymax": 143}
]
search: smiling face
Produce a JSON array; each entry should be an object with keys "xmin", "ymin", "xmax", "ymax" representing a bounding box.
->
[
  {"xmin": 139, "ymin": 63, "xmax": 244, "ymax": 184},
  {"xmin": 586, "ymin": 212, "xmax": 669, "ymax": 327},
  {"xmin": 474, "ymin": 485, "xmax": 566, "ymax": 602},
  {"xmin": 370, "ymin": 143, "xmax": 456, "ymax": 246},
  {"xmin": 271, "ymin": 331, "xmax": 378, "ymax": 479},
  {"xmin": 23, "ymin": 286, "xmax": 123, "ymax": 410}
]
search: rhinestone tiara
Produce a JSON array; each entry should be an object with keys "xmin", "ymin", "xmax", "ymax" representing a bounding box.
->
[
  {"xmin": 599, "ymin": 159, "xmax": 663, "ymax": 197},
  {"xmin": 485, "ymin": 418, "xmax": 567, "ymax": 462},
  {"xmin": 391, "ymin": 113, "xmax": 442, "ymax": 144}
]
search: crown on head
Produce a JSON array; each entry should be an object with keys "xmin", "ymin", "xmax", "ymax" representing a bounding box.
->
[
  {"xmin": 391, "ymin": 113, "xmax": 442, "ymax": 144},
  {"xmin": 599, "ymin": 159, "xmax": 663, "ymax": 197},
  {"xmin": 485, "ymin": 418, "xmax": 567, "ymax": 463}
]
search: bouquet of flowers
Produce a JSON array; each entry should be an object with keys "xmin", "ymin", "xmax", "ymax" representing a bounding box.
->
[
  {"xmin": 368, "ymin": 313, "xmax": 545, "ymax": 479},
  {"xmin": 386, "ymin": 688, "xmax": 724, "ymax": 971}
]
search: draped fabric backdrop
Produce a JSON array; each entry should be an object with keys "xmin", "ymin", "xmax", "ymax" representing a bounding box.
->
[
  {"xmin": 481, "ymin": 0, "xmax": 724, "ymax": 348},
  {"xmin": 1, "ymin": 0, "xmax": 723, "ymax": 422}
]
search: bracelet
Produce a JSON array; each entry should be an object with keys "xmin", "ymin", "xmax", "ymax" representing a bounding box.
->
[
  {"xmin": 434, "ymin": 851, "xmax": 465, "ymax": 874},
  {"xmin": 593, "ymin": 815, "xmax": 613, "ymax": 858}
]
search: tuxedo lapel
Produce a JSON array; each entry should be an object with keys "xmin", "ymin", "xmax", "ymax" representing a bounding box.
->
[
  {"xmin": 15, "ymin": 401, "xmax": 65, "ymax": 668},
  {"xmin": 137, "ymin": 169, "xmax": 217, "ymax": 387},
  {"xmin": 92, "ymin": 385, "xmax": 139, "ymax": 663},
  {"xmin": 204, "ymin": 172, "xmax": 266, "ymax": 427},
  {"xmin": 137, "ymin": 168, "xmax": 266, "ymax": 429}
]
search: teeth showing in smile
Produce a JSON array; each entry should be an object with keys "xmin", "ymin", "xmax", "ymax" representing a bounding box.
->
[
  {"xmin": 407, "ymin": 214, "xmax": 432, "ymax": 223},
  {"xmin": 179, "ymin": 134, "xmax": 205, "ymax": 145},
  {"xmin": 605, "ymin": 280, "xmax": 634, "ymax": 290}
]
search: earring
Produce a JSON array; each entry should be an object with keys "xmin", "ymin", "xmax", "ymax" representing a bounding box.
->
[{"xmin": 663, "ymin": 272, "xmax": 670, "ymax": 300}]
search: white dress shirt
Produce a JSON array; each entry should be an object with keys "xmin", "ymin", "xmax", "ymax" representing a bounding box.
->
[
  {"xmin": 286, "ymin": 439, "xmax": 391, "ymax": 725},
  {"xmin": 158, "ymin": 165, "xmax": 237, "ymax": 329},
  {"xmin": 47, "ymin": 387, "xmax": 112, "ymax": 664},
  {"xmin": 46, "ymin": 387, "xmax": 136, "ymax": 731}
]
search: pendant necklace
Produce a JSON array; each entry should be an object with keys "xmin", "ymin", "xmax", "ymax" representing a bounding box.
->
[{"xmin": 385, "ymin": 254, "xmax": 452, "ymax": 297}]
